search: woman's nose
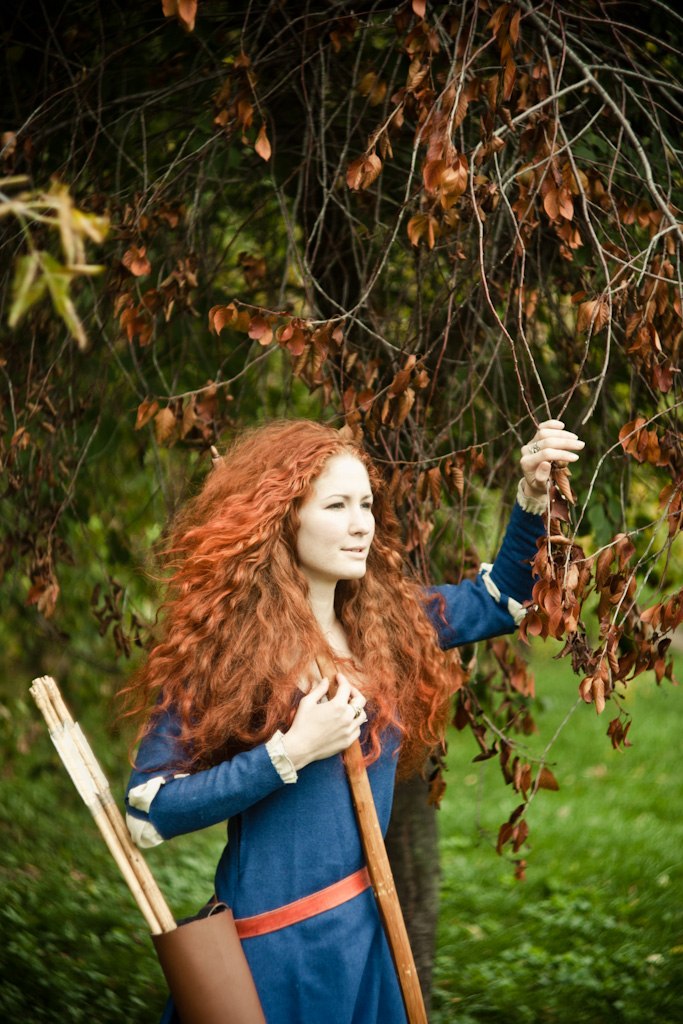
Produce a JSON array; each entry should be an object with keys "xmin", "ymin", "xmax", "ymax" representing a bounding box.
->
[{"xmin": 349, "ymin": 507, "xmax": 371, "ymax": 533}]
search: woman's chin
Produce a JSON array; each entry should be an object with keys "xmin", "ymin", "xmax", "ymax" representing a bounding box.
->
[{"xmin": 339, "ymin": 564, "xmax": 368, "ymax": 581}]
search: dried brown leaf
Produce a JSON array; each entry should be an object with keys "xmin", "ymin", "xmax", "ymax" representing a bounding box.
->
[
  {"xmin": 162, "ymin": 0, "xmax": 197, "ymax": 32},
  {"xmin": 254, "ymin": 123, "xmax": 272, "ymax": 161},
  {"xmin": 347, "ymin": 153, "xmax": 382, "ymax": 190},
  {"xmin": 502, "ymin": 58, "xmax": 516, "ymax": 102},
  {"xmin": 154, "ymin": 406, "xmax": 177, "ymax": 445},
  {"xmin": 208, "ymin": 304, "xmax": 236, "ymax": 335},
  {"xmin": 407, "ymin": 213, "xmax": 439, "ymax": 248},
  {"xmin": 121, "ymin": 246, "xmax": 151, "ymax": 277},
  {"xmin": 577, "ymin": 297, "xmax": 610, "ymax": 334},
  {"xmin": 248, "ymin": 315, "xmax": 273, "ymax": 346},
  {"xmin": 553, "ymin": 467, "xmax": 576, "ymax": 504},
  {"xmin": 391, "ymin": 387, "xmax": 415, "ymax": 428},
  {"xmin": 135, "ymin": 399, "xmax": 159, "ymax": 430},
  {"xmin": 536, "ymin": 766, "xmax": 559, "ymax": 791},
  {"xmin": 509, "ymin": 8, "xmax": 521, "ymax": 44}
]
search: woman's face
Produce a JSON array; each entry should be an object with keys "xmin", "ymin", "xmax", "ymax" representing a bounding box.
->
[{"xmin": 296, "ymin": 454, "xmax": 375, "ymax": 587}]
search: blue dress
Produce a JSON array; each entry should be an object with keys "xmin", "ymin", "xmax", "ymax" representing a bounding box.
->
[{"xmin": 126, "ymin": 503, "xmax": 542, "ymax": 1023}]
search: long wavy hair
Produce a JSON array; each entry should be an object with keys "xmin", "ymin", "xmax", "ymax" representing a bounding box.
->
[{"xmin": 121, "ymin": 420, "xmax": 454, "ymax": 775}]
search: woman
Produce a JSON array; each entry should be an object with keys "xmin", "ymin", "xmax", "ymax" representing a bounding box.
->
[{"xmin": 123, "ymin": 417, "xmax": 583, "ymax": 1023}]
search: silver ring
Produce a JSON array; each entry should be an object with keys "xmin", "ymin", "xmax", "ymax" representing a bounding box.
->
[
  {"xmin": 351, "ymin": 703, "xmax": 363, "ymax": 719},
  {"xmin": 529, "ymin": 442, "xmax": 540, "ymax": 455}
]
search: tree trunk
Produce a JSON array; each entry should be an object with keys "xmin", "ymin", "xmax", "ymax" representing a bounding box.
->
[{"xmin": 385, "ymin": 772, "xmax": 440, "ymax": 1016}]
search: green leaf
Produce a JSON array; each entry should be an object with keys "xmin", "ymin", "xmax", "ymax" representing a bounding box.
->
[
  {"xmin": 39, "ymin": 251, "xmax": 88, "ymax": 350},
  {"xmin": 71, "ymin": 208, "xmax": 109, "ymax": 245},
  {"xmin": 8, "ymin": 252, "xmax": 48, "ymax": 328}
]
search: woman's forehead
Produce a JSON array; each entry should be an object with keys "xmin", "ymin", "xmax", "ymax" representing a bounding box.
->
[{"xmin": 312, "ymin": 453, "xmax": 372, "ymax": 493}]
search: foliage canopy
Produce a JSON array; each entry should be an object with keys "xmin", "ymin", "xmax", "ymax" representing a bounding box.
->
[{"xmin": 1, "ymin": 0, "xmax": 682, "ymax": 866}]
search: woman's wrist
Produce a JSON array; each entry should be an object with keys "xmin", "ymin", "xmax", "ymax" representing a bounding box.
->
[
  {"xmin": 516, "ymin": 478, "xmax": 548, "ymax": 514},
  {"xmin": 265, "ymin": 729, "xmax": 299, "ymax": 783}
]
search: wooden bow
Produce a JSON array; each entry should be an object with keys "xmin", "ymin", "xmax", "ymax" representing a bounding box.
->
[{"xmin": 315, "ymin": 653, "xmax": 427, "ymax": 1024}]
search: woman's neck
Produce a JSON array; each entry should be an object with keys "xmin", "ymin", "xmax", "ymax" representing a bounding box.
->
[
  {"xmin": 305, "ymin": 579, "xmax": 353, "ymax": 660},
  {"xmin": 306, "ymin": 579, "xmax": 338, "ymax": 636},
  {"xmin": 304, "ymin": 582, "xmax": 356, "ymax": 674}
]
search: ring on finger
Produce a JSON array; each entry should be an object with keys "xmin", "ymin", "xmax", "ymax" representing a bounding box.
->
[
  {"xmin": 351, "ymin": 702, "xmax": 363, "ymax": 719},
  {"xmin": 529, "ymin": 442, "xmax": 540, "ymax": 455}
]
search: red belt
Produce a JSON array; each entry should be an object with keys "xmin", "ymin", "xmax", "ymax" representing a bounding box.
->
[{"xmin": 234, "ymin": 867, "xmax": 371, "ymax": 939}]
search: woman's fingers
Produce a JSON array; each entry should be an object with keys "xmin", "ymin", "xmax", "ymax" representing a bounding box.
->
[
  {"xmin": 524, "ymin": 444, "xmax": 583, "ymax": 463},
  {"xmin": 522, "ymin": 427, "xmax": 585, "ymax": 463},
  {"xmin": 303, "ymin": 676, "xmax": 330, "ymax": 703},
  {"xmin": 330, "ymin": 672, "xmax": 352, "ymax": 705},
  {"xmin": 284, "ymin": 670, "xmax": 369, "ymax": 774},
  {"xmin": 346, "ymin": 682, "xmax": 367, "ymax": 723},
  {"xmin": 330, "ymin": 673, "xmax": 368, "ymax": 724},
  {"xmin": 525, "ymin": 430, "xmax": 584, "ymax": 452},
  {"xmin": 536, "ymin": 419, "xmax": 566, "ymax": 431},
  {"xmin": 347, "ymin": 681, "xmax": 367, "ymax": 708},
  {"xmin": 520, "ymin": 423, "xmax": 585, "ymax": 494}
]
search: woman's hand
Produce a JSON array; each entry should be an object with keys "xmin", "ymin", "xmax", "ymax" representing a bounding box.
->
[
  {"xmin": 520, "ymin": 419, "xmax": 585, "ymax": 499},
  {"xmin": 280, "ymin": 672, "xmax": 367, "ymax": 771}
]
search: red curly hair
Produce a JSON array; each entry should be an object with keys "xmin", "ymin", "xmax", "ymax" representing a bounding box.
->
[{"xmin": 121, "ymin": 420, "xmax": 454, "ymax": 775}]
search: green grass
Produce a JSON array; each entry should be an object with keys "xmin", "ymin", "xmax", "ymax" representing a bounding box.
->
[
  {"xmin": 432, "ymin": 644, "xmax": 683, "ymax": 1024},
  {"xmin": 1, "ymin": 647, "xmax": 681, "ymax": 1022}
]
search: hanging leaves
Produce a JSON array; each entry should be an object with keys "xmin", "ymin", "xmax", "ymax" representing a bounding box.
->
[
  {"xmin": 4, "ymin": 180, "xmax": 108, "ymax": 347},
  {"xmin": 576, "ymin": 295, "xmax": 610, "ymax": 334},
  {"xmin": 407, "ymin": 213, "xmax": 439, "ymax": 248},
  {"xmin": 208, "ymin": 302, "xmax": 250, "ymax": 334},
  {"xmin": 26, "ymin": 566, "xmax": 60, "ymax": 620},
  {"xmin": 347, "ymin": 152, "xmax": 383, "ymax": 190},
  {"xmin": 618, "ymin": 418, "xmax": 668, "ymax": 466},
  {"xmin": 121, "ymin": 246, "xmax": 151, "ymax": 277},
  {"xmin": 4, "ymin": 0, "xmax": 683, "ymax": 888},
  {"xmin": 536, "ymin": 766, "xmax": 559, "ymax": 791},
  {"xmin": 161, "ymin": 0, "xmax": 197, "ymax": 33},
  {"xmin": 248, "ymin": 315, "xmax": 273, "ymax": 346},
  {"xmin": 9, "ymin": 252, "xmax": 48, "ymax": 327},
  {"xmin": 153, "ymin": 406, "xmax": 178, "ymax": 446},
  {"xmin": 254, "ymin": 123, "xmax": 272, "ymax": 161},
  {"xmin": 607, "ymin": 715, "xmax": 633, "ymax": 751},
  {"xmin": 543, "ymin": 186, "xmax": 574, "ymax": 222},
  {"xmin": 135, "ymin": 399, "xmax": 160, "ymax": 430},
  {"xmin": 357, "ymin": 71, "xmax": 388, "ymax": 107}
]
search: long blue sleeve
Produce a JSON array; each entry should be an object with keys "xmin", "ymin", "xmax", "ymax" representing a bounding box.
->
[
  {"xmin": 427, "ymin": 502, "xmax": 542, "ymax": 649},
  {"xmin": 487, "ymin": 502, "xmax": 543, "ymax": 602},
  {"xmin": 125, "ymin": 707, "xmax": 285, "ymax": 843}
]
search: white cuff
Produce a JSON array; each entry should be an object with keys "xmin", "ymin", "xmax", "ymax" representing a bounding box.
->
[
  {"xmin": 126, "ymin": 811, "xmax": 165, "ymax": 849},
  {"xmin": 266, "ymin": 730, "xmax": 298, "ymax": 783},
  {"xmin": 479, "ymin": 562, "xmax": 527, "ymax": 625},
  {"xmin": 128, "ymin": 775, "xmax": 168, "ymax": 813},
  {"xmin": 126, "ymin": 772, "xmax": 189, "ymax": 849},
  {"xmin": 516, "ymin": 479, "xmax": 547, "ymax": 515}
]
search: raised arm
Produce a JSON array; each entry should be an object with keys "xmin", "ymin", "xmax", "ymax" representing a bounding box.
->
[{"xmin": 427, "ymin": 420, "xmax": 584, "ymax": 650}]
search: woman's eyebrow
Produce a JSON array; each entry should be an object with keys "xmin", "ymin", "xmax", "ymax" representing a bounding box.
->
[{"xmin": 322, "ymin": 492, "xmax": 374, "ymax": 500}]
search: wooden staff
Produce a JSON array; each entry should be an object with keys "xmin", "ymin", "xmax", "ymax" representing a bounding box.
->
[
  {"xmin": 29, "ymin": 675, "xmax": 176, "ymax": 935},
  {"xmin": 315, "ymin": 654, "xmax": 428, "ymax": 1024}
]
